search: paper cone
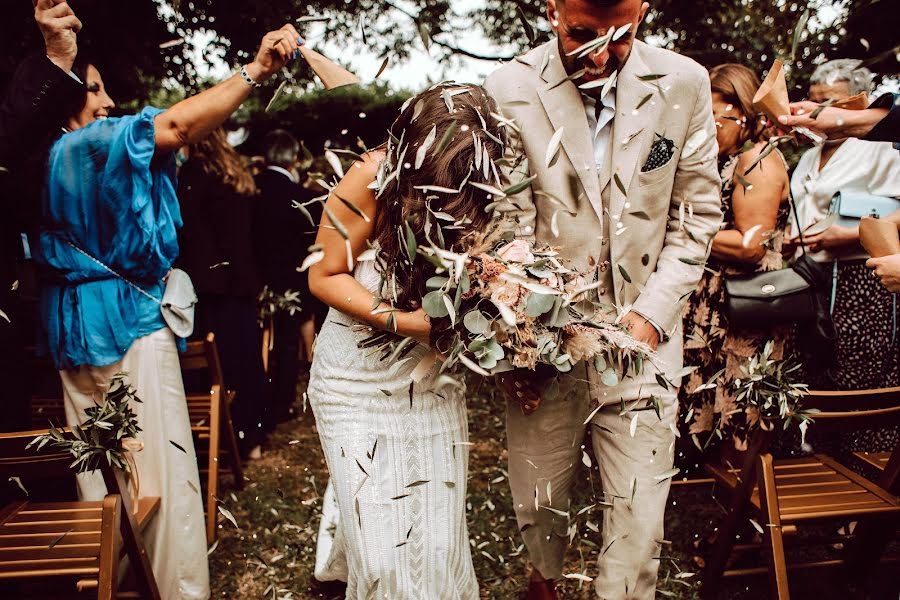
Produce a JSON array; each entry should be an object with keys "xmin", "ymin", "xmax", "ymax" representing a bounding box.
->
[
  {"xmin": 298, "ymin": 46, "xmax": 360, "ymax": 90},
  {"xmin": 753, "ymin": 59, "xmax": 790, "ymax": 124},
  {"xmin": 833, "ymin": 92, "xmax": 869, "ymax": 111},
  {"xmin": 860, "ymin": 216, "xmax": 900, "ymax": 258}
]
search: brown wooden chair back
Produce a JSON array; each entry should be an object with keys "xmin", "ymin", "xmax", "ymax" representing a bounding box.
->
[
  {"xmin": 799, "ymin": 387, "xmax": 900, "ymax": 434},
  {"xmin": 178, "ymin": 332, "xmax": 244, "ymax": 543},
  {"xmin": 0, "ymin": 428, "xmax": 73, "ymax": 483}
]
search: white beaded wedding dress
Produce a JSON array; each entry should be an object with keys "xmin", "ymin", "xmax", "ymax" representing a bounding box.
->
[{"xmin": 308, "ymin": 261, "xmax": 478, "ymax": 599}]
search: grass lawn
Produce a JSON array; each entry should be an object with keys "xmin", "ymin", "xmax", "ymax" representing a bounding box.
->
[{"xmin": 208, "ymin": 374, "xmax": 898, "ymax": 599}]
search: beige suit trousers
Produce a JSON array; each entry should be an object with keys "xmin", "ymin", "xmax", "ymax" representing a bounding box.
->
[{"xmin": 506, "ymin": 364, "xmax": 677, "ymax": 600}]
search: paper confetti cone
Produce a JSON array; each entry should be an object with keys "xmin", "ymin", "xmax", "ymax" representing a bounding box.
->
[
  {"xmin": 860, "ymin": 216, "xmax": 900, "ymax": 258},
  {"xmin": 833, "ymin": 92, "xmax": 869, "ymax": 110},
  {"xmin": 752, "ymin": 59, "xmax": 790, "ymax": 124},
  {"xmin": 298, "ymin": 45, "xmax": 360, "ymax": 89}
]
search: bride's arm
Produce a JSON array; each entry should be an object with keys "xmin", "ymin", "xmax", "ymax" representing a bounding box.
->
[{"xmin": 308, "ymin": 152, "xmax": 431, "ymax": 344}]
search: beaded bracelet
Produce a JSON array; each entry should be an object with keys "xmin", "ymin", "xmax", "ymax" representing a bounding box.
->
[{"xmin": 239, "ymin": 65, "xmax": 262, "ymax": 88}]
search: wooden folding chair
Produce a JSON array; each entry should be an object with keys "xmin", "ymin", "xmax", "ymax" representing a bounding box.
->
[
  {"xmin": 0, "ymin": 429, "xmax": 160, "ymax": 599},
  {"xmin": 701, "ymin": 387, "xmax": 900, "ymax": 599},
  {"xmin": 179, "ymin": 333, "xmax": 244, "ymax": 544},
  {"xmin": 27, "ymin": 354, "xmax": 66, "ymax": 430},
  {"xmin": 853, "ymin": 451, "xmax": 890, "ymax": 473}
]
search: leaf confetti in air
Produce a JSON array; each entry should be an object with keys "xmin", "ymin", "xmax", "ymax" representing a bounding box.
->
[{"xmin": 545, "ymin": 126, "xmax": 564, "ymax": 168}]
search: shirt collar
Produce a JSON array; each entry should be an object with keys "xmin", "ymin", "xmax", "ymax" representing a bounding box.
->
[
  {"xmin": 267, "ymin": 165, "xmax": 299, "ymax": 184},
  {"xmin": 582, "ymin": 84, "xmax": 618, "ymax": 135}
]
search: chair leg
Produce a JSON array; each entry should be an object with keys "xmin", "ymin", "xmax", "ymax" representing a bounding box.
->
[
  {"xmin": 97, "ymin": 495, "xmax": 122, "ymax": 600},
  {"xmin": 206, "ymin": 403, "xmax": 220, "ymax": 545},
  {"xmin": 102, "ymin": 468, "xmax": 161, "ymax": 600},
  {"xmin": 756, "ymin": 453, "xmax": 790, "ymax": 600},
  {"xmin": 222, "ymin": 390, "xmax": 245, "ymax": 490},
  {"xmin": 702, "ymin": 429, "xmax": 772, "ymax": 598}
]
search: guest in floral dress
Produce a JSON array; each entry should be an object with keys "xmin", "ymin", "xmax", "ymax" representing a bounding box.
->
[{"xmin": 679, "ymin": 64, "xmax": 792, "ymax": 464}]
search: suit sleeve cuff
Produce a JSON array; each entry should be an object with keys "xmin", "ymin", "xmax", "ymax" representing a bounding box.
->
[{"xmin": 630, "ymin": 309, "xmax": 666, "ymax": 341}]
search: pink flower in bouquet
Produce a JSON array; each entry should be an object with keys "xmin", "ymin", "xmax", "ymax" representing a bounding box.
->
[
  {"xmin": 490, "ymin": 281, "xmax": 523, "ymax": 310},
  {"xmin": 496, "ymin": 239, "xmax": 535, "ymax": 264},
  {"xmin": 478, "ymin": 255, "xmax": 507, "ymax": 283}
]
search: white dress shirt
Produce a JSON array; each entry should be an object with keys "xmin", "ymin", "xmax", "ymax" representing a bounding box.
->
[
  {"xmin": 582, "ymin": 86, "xmax": 617, "ymax": 173},
  {"xmin": 789, "ymin": 138, "xmax": 900, "ymax": 262}
]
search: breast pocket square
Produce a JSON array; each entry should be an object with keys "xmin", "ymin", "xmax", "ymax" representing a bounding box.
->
[{"xmin": 641, "ymin": 135, "xmax": 676, "ymax": 172}]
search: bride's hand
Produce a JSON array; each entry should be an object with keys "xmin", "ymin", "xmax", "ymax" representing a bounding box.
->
[{"xmin": 400, "ymin": 308, "xmax": 431, "ymax": 347}]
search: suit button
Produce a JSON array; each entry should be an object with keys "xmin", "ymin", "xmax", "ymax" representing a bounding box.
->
[{"xmin": 42, "ymin": 81, "xmax": 51, "ymax": 89}]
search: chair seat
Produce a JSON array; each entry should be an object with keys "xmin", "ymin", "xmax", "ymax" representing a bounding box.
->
[
  {"xmin": 0, "ymin": 497, "xmax": 160, "ymax": 580},
  {"xmin": 854, "ymin": 451, "xmax": 890, "ymax": 473},
  {"xmin": 706, "ymin": 456, "xmax": 900, "ymax": 522}
]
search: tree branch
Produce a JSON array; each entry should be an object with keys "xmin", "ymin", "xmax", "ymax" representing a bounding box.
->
[{"xmin": 431, "ymin": 37, "xmax": 516, "ymax": 61}]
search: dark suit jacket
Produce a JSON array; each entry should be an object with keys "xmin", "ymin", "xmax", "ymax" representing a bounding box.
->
[
  {"xmin": 0, "ymin": 54, "xmax": 82, "ymax": 431},
  {"xmin": 1, "ymin": 54, "xmax": 83, "ymax": 302},
  {"xmin": 0, "ymin": 54, "xmax": 82, "ymax": 167},
  {"xmin": 253, "ymin": 168, "xmax": 322, "ymax": 292},
  {"xmin": 176, "ymin": 160, "xmax": 261, "ymax": 298},
  {"xmin": 253, "ymin": 167, "xmax": 326, "ymax": 322}
]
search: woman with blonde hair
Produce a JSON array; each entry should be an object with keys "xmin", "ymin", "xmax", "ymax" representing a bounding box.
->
[
  {"xmin": 679, "ymin": 63, "xmax": 792, "ymax": 455},
  {"xmin": 177, "ymin": 127, "xmax": 269, "ymax": 459}
]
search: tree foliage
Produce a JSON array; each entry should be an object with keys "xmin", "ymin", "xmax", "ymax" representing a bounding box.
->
[{"xmin": 2, "ymin": 1, "xmax": 896, "ymax": 106}]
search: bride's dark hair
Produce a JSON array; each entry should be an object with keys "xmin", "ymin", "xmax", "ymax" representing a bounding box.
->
[{"xmin": 372, "ymin": 83, "xmax": 508, "ymax": 310}]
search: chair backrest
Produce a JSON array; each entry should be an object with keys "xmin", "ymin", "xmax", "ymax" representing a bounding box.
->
[
  {"xmin": 800, "ymin": 387, "xmax": 900, "ymax": 433},
  {"xmin": 0, "ymin": 428, "xmax": 75, "ymax": 482},
  {"xmin": 179, "ymin": 332, "xmax": 225, "ymax": 392}
]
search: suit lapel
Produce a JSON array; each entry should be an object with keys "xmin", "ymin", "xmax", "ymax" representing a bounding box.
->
[
  {"xmin": 609, "ymin": 43, "xmax": 665, "ymax": 217},
  {"xmin": 535, "ymin": 45, "xmax": 603, "ymax": 224}
]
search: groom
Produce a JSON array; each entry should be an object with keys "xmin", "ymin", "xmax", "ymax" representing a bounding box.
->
[{"xmin": 484, "ymin": 0, "xmax": 722, "ymax": 598}]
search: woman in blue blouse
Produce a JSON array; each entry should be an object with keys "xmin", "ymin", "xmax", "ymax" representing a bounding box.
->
[{"xmin": 36, "ymin": 24, "xmax": 303, "ymax": 600}]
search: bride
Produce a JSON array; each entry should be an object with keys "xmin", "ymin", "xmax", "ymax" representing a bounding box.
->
[{"xmin": 307, "ymin": 83, "xmax": 507, "ymax": 599}]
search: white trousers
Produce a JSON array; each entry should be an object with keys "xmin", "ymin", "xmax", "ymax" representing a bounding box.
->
[{"xmin": 60, "ymin": 328, "xmax": 210, "ymax": 600}]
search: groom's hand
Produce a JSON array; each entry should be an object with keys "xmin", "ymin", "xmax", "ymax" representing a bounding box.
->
[
  {"xmin": 621, "ymin": 311, "xmax": 660, "ymax": 350},
  {"xmin": 497, "ymin": 371, "xmax": 542, "ymax": 416}
]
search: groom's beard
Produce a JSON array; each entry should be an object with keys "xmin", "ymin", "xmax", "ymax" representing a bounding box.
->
[{"xmin": 558, "ymin": 38, "xmax": 631, "ymax": 88}]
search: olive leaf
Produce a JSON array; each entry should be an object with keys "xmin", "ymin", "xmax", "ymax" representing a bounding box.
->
[
  {"xmin": 545, "ymin": 126, "xmax": 565, "ymax": 168},
  {"xmin": 324, "ymin": 150, "xmax": 344, "ymax": 178},
  {"xmin": 415, "ymin": 124, "xmax": 437, "ymax": 169},
  {"xmin": 374, "ymin": 55, "xmax": 390, "ymax": 80},
  {"xmin": 790, "ymin": 6, "xmax": 811, "ymax": 64}
]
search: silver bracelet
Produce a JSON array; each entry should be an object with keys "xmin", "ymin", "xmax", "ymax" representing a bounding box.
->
[{"xmin": 239, "ymin": 65, "xmax": 262, "ymax": 88}]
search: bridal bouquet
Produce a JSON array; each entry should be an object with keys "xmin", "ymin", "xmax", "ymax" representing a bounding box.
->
[{"xmin": 362, "ymin": 224, "xmax": 655, "ymax": 385}]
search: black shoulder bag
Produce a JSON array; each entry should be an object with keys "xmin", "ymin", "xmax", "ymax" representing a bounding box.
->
[{"xmin": 723, "ymin": 197, "xmax": 837, "ymax": 368}]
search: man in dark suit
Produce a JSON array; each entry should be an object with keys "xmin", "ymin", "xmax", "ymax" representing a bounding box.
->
[
  {"xmin": 1, "ymin": 0, "xmax": 84, "ymax": 432},
  {"xmin": 254, "ymin": 129, "xmax": 324, "ymax": 425}
]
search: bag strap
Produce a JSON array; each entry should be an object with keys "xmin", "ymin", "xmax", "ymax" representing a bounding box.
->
[
  {"xmin": 788, "ymin": 190, "xmax": 808, "ymax": 257},
  {"xmin": 61, "ymin": 239, "xmax": 162, "ymax": 305}
]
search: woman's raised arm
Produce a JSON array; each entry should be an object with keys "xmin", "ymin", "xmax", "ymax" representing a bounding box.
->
[{"xmin": 154, "ymin": 24, "xmax": 301, "ymax": 153}]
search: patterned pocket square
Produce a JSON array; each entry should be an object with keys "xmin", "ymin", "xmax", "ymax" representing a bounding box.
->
[{"xmin": 641, "ymin": 134, "xmax": 676, "ymax": 172}]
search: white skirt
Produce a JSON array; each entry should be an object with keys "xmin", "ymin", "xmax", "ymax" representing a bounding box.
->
[{"xmin": 59, "ymin": 328, "xmax": 210, "ymax": 600}]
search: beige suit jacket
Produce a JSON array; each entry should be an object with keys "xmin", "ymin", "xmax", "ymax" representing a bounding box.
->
[{"xmin": 485, "ymin": 39, "xmax": 723, "ymax": 385}]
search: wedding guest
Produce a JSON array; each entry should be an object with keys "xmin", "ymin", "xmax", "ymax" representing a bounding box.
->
[
  {"xmin": 177, "ymin": 127, "xmax": 270, "ymax": 459},
  {"xmin": 785, "ymin": 59, "xmax": 900, "ymax": 463},
  {"xmin": 253, "ymin": 129, "xmax": 323, "ymax": 425},
  {"xmin": 0, "ymin": 0, "xmax": 84, "ymax": 432},
  {"xmin": 782, "ymin": 93, "xmax": 900, "ymax": 145},
  {"xmin": 785, "ymin": 59, "xmax": 900, "ymax": 391},
  {"xmin": 484, "ymin": 0, "xmax": 723, "ymax": 597},
  {"xmin": 681, "ymin": 63, "xmax": 791, "ymax": 455},
  {"xmin": 34, "ymin": 24, "xmax": 303, "ymax": 599},
  {"xmin": 306, "ymin": 84, "xmax": 507, "ymax": 599}
]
